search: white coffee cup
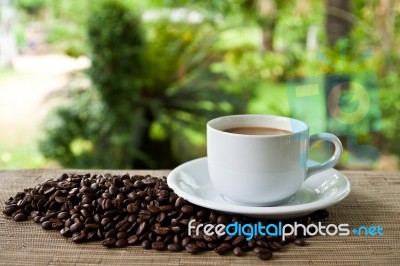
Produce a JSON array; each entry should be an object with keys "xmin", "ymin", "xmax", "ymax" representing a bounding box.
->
[{"xmin": 207, "ymin": 114, "xmax": 343, "ymax": 206}]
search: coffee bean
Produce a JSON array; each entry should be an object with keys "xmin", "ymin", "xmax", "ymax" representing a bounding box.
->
[
  {"xmin": 41, "ymin": 221, "xmax": 53, "ymax": 230},
  {"xmin": 142, "ymin": 240, "xmax": 151, "ymax": 249},
  {"xmin": 85, "ymin": 223, "xmax": 100, "ymax": 230},
  {"xmin": 256, "ymin": 240, "xmax": 269, "ymax": 249},
  {"xmin": 127, "ymin": 203, "xmax": 138, "ymax": 213},
  {"xmin": 209, "ymin": 211, "xmax": 217, "ymax": 223},
  {"xmin": 152, "ymin": 241, "xmax": 165, "ymax": 251},
  {"xmin": 257, "ymin": 250, "xmax": 273, "ymax": 260},
  {"xmin": 33, "ymin": 215, "xmax": 42, "ymax": 223},
  {"xmin": 269, "ymin": 241, "xmax": 282, "ymax": 251},
  {"xmin": 136, "ymin": 222, "xmax": 147, "ymax": 235},
  {"xmin": 86, "ymin": 231, "xmax": 97, "ymax": 241},
  {"xmin": 181, "ymin": 236, "xmax": 191, "ymax": 247},
  {"xmin": 233, "ymin": 247, "xmax": 243, "ymax": 256},
  {"xmin": 217, "ymin": 215, "xmax": 230, "ymax": 225},
  {"xmin": 159, "ymin": 205, "xmax": 173, "ymax": 212},
  {"xmin": 117, "ymin": 231, "xmax": 127, "ymax": 240},
  {"xmin": 70, "ymin": 222, "xmax": 84, "ymax": 233},
  {"xmin": 55, "ymin": 196, "xmax": 66, "ymax": 203},
  {"xmin": 215, "ymin": 244, "xmax": 229, "ymax": 255},
  {"xmin": 185, "ymin": 243, "xmax": 200, "ymax": 254},
  {"xmin": 57, "ymin": 211, "xmax": 69, "ymax": 220},
  {"xmin": 232, "ymin": 236, "xmax": 245, "ymax": 246},
  {"xmin": 109, "ymin": 186, "xmax": 118, "ymax": 196},
  {"xmin": 52, "ymin": 220, "xmax": 64, "ymax": 229},
  {"xmin": 105, "ymin": 229, "xmax": 117, "ymax": 238},
  {"xmin": 115, "ymin": 239, "xmax": 127, "ymax": 248},
  {"xmin": 195, "ymin": 240, "xmax": 207, "ymax": 250},
  {"xmin": 102, "ymin": 237, "xmax": 116, "ymax": 247},
  {"xmin": 167, "ymin": 243, "xmax": 182, "ymax": 252},
  {"xmin": 127, "ymin": 235, "xmax": 138, "ymax": 244},
  {"xmin": 72, "ymin": 232, "xmax": 86, "ymax": 242},
  {"xmin": 13, "ymin": 213, "xmax": 27, "ymax": 222},
  {"xmin": 3, "ymin": 206, "xmax": 17, "ymax": 216},
  {"xmin": 180, "ymin": 205, "xmax": 194, "ymax": 215},
  {"xmin": 147, "ymin": 205, "xmax": 159, "ymax": 214},
  {"xmin": 207, "ymin": 243, "xmax": 218, "ymax": 250},
  {"xmin": 134, "ymin": 180, "xmax": 144, "ymax": 189},
  {"xmin": 154, "ymin": 227, "xmax": 169, "ymax": 235},
  {"xmin": 174, "ymin": 197, "xmax": 185, "ymax": 209},
  {"xmin": 101, "ymin": 217, "xmax": 112, "ymax": 226},
  {"xmin": 44, "ymin": 187, "xmax": 56, "ymax": 195},
  {"xmin": 294, "ymin": 238, "xmax": 306, "ymax": 246}
]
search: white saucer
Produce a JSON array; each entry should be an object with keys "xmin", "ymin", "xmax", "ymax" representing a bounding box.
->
[{"xmin": 167, "ymin": 157, "xmax": 351, "ymax": 219}]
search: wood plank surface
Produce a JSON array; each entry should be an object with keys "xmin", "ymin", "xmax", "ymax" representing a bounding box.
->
[{"xmin": 0, "ymin": 169, "xmax": 399, "ymax": 265}]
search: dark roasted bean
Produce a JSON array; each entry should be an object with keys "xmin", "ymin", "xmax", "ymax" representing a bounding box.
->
[
  {"xmin": 181, "ymin": 236, "xmax": 191, "ymax": 247},
  {"xmin": 233, "ymin": 247, "xmax": 243, "ymax": 256},
  {"xmin": 2, "ymin": 206, "xmax": 17, "ymax": 216},
  {"xmin": 33, "ymin": 216, "xmax": 42, "ymax": 223},
  {"xmin": 102, "ymin": 237, "xmax": 116, "ymax": 247},
  {"xmin": 55, "ymin": 196, "xmax": 66, "ymax": 203},
  {"xmin": 214, "ymin": 244, "xmax": 229, "ymax": 255},
  {"xmin": 13, "ymin": 213, "xmax": 27, "ymax": 222},
  {"xmin": 117, "ymin": 231, "xmax": 127, "ymax": 240},
  {"xmin": 167, "ymin": 243, "xmax": 182, "ymax": 252},
  {"xmin": 174, "ymin": 197, "xmax": 185, "ymax": 209},
  {"xmin": 147, "ymin": 205, "xmax": 159, "ymax": 214},
  {"xmin": 105, "ymin": 229, "xmax": 117, "ymax": 238},
  {"xmin": 41, "ymin": 221, "xmax": 53, "ymax": 230},
  {"xmin": 152, "ymin": 241, "xmax": 165, "ymax": 251},
  {"xmin": 180, "ymin": 205, "xmax": 194, "ymax": 215},
  {"xmin": 70, "ymin": 222, "xmax": 84, "ymax": 233},
  {"xmin": 72, "ymin": 232, "xmax": 86, "ymax": 242},
  {"xmin": 85, "ymin": 223, "xmax": 100, "ymax": 230},
  {"xmin": 159, "ymin": 205, "xmax": 173, "ymax": 212},
  {"xmin": 217, "ymin": 215, "xmax": 230, "ymax": 225},
  {"xmin": 136, "ymin": 222, "xmax": 147, "ymax": 235},
  {"xmin": 257, "ymin": 250, "xmax": 273, "ymax": 260},
  {"xmin": 127, "ymin": 235, "xmax": 138, "ymax": 244},
  {"xmin": 195, "ymin": 240, "xmax": 207, "ymax": 250},
  {"xmin": 142, "ymin": 240, "xmax": 151, "ymax": 249},
  {"xmin": 248, "ymin": 239, "xmax": 257, "ymax": 249},
  {"xmin": 154, "ymin": 227, "xmax": 169, "ymax": 235},
  {"xmin": 185, "ymin": 243, "xmax": 200, "ymax": 254},
  {"xmin": 115, "ymin": 239, "xmax": 127, "ymax": 248},
  {"xmin": 269, "ymin": 241, "xmax": 282, "ymax": 251},
  {"xmin": 57, "ymin": 211, "xmax": 69, "ymax": 219},
  {"xmin": 256, "ymin": 240, "xmax": 269, "ymax": 248},
  {"xmin": 232, "ymin": 236, "xmax": 245, "ymax": 246}
]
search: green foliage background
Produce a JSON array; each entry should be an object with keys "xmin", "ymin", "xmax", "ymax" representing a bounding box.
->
[{"xmin": 12, "ymin": 0, "xmax": 400, "ymax": 168}]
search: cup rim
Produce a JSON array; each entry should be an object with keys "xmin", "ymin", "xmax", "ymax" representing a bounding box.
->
[{"xmin": 207, "ymin": 114, "xmax": 309, "ymax": 138}]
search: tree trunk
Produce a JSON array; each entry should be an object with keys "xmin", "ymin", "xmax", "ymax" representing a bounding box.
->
[
  {"xmin": 324, "ymin": 0, "xmax": 353, "ymax": 150},
  {"xmin": 325, "ymin": 0, "xmax": 352, "ymax": 47},
  {"xmin": 257, "ymin": 0, "xmax": 276, "ymax": 52}
]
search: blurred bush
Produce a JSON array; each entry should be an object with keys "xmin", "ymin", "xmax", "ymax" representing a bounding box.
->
[
  {"xmin": 379, "ymin": 72, "xmax": 400, "ymax": 155},
  {"xmin": 17, "ymin": 0, "xmax": 47, "ymax": 15},
  {"xmin": 39, "ymin": 0, "xmax": 245, "ymax": 169}
]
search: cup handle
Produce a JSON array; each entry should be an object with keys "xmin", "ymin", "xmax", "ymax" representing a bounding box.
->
[{"xmin": 306, "ymin": 133, "xmax": 343, "ymax": 178}]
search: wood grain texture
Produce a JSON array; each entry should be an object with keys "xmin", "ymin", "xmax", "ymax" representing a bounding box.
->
[{"xmin": 0, "ymin": 169, "xmax": 399, "ymax": 265}]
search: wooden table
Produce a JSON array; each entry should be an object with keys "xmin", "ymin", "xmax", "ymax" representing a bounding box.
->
[{"xmin": 0, "ymin": 169, "xmax": 399, "ymax": 265}]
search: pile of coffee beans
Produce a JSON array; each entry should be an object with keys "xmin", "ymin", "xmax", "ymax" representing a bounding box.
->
[{"xmin": 2, "ymin": 173, "xmax": 329, "ymax": 260}]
